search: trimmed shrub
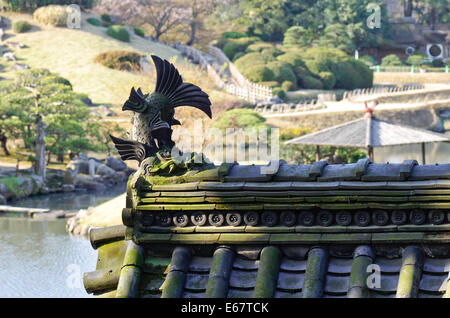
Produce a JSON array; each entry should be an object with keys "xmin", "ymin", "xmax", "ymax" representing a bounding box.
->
[
  {"xmin": 348, "ymin": 59, "xmax": 373, "ymax": 88},
  {"xmin": 272, "ymin": 87, "xmax": 286, "ymax": 99},
  {"xmin": 300, "ymin": 76, "xmax": 323, "ymax": 89},
  {"xmin": 94, "ymin": 50, "xmax": 143, "ymax": 71},
  {"xmin": 243, "ymin": 65, "xmax": 275, "ymax": 82},
  {"xmin": 299, "ymin": 47, "xmax": 350, "ymax": 61},
  {"xmin": 432, "ymin": 59, "xmax": 445, "ymax": 67},
  {"xmin": 283, "ymin": 26, "xmax": 311, "ymax": 47},
  {"xmin": 381, "ymin": 54, "xmax": 403, "ymax": 66},
  {"xmin": 281, "ymin": 80, "xmax": 295, "ymax": 92},
  {"xmin": 328, "ymin": 61, "xmax": 360, "ymax": 89},
  {"xmin": 234, "ymin": 52, "xmax": 275, "ymax": 69},
  {"xmin": 359, "ymin": 55, "xmax": 375, "ymax": 66},
  {"xmin": 232, "ymin": 51, "xmax": 246, "ymax": 62},
  {"xmin": 106, "ymin": 25, "xmax": 130, "ymax": 42},
  {"xmin": 101, "ymin": 14, "xmax": 111, "ymax": 23},
  {"xmin": 211, "ymin": 108, "xmax": 268, "ymax": 131},
  {"xmin": 304, "ymin": 59, "xmax": 331, "ymax": 75},
  {"xmin": 87, "ymin": 17, "xmax": 101, "ymax": 26},
  {"xmin": 276, "ymin": 53, "xmax": 305, "ymax": 68},
  {"xmin": 221, "ymin": 31, "xmax": 248, "ymax": 39},
  {"xmin": 33, "ymin": 5, "xmax": 67, "ymax": 26},
  {"xmin": 134, "ymin": 27, "xmax": 145, "ymax": 37},
  {"xmin": 318, "ymin": 72, "xmax": 336, "ymax": 90},
  {"xmin": 406, "ymin": 54, "xmax": 424, "ymax": 66},
  {"xmin": 246, "ymin": 42, "xmax": 275, "ymax": 53},
  {"xmin": 223, "ymin": 41, "xmax": 246, "ymax": 60},
  {"xmin": 42, "ymin": 75, "xmax": 72, "ymax": 88},
  {"xmin": 266, "ymin": 61, "xmax": 297, "ymax": 86},
  {"xmin": 261, "ymin": 47, "xmax": 283, "ymax": 58},
  {"xmin": 12, "ymin": 21, "xmax": 31, "ymax": 33}
]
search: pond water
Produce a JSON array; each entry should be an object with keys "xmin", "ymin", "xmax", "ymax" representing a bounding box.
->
[{"xmin": 0, "ymin": 183, "xmax": 126, "ymax": 298}]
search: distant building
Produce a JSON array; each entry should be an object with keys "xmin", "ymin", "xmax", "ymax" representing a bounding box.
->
[{"xmin": 368, "ymin": 1, "xmax": 450, "ymax": 60}]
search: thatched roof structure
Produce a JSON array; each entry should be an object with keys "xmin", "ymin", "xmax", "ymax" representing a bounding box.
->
[{"xmin": 285, "ymin": 117, "xmax": 449, "ymax": 148}]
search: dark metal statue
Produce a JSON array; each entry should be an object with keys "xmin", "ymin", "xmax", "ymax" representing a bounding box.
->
[{"xmin": 110, "ymin": 55, "xmax": 212, "ymax": 165}]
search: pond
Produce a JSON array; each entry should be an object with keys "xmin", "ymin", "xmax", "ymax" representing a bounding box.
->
[{"xmin": 0, "ymin": 183, "xmax": 126, "ymax": 298}]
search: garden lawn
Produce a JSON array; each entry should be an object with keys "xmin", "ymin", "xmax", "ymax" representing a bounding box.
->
[{"xmin": 1, "ymin": 12, "xmax": 182, "ymax": 106}]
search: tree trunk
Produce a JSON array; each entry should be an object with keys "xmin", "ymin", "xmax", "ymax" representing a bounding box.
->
[
  {"xmin": 430, "ymin": 7, "xmax": 437, "ymax": 30},
  {"xmin": 403, "ymin": 0, "xmax": 413, "ymax": 17},
  {"xmin": 0, "ymin": 132, "xmax": 9, "ymax": 156},
  {"xmin": 187, "ymin": 21, "xmax": 196, "ymax": 46},
  {"xmin": 35, "ymin": 114, "xmax": 46, "ymax": 180}
]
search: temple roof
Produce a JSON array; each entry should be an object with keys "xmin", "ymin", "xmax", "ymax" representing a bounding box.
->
[
  {"xmin": 83, "ymin": 161, "xmax": 450, "ymax": 298},
  {"xmin": 84, "ymin": 227, "xmax": 450, "ymax": 298},
  {"xmin": 285, "ymin": 117, "xmax": 449, "ymax": 148}
]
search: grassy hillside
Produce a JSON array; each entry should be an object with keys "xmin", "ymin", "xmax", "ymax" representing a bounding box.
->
[{"xmin": 0, "ymin": 12, "xmax": 239, "ymax": 120}]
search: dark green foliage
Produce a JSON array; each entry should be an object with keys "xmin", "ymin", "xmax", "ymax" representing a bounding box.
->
[
  {"xmin": 381, "ymin": 54, "xmax": 403, "ymax": 66},
  {"xmin": 41, "ymin": 75, "xmax": 72, "ymax": 88},
  {"xmin": 348, "ymin": 59, "xmax": 373, "ymax": 88},
  {"xmin": 431, "ymin": 59, "xmax": 445, "ymax": 67},
  {"xmin": 106, "ymin": 25, "xmax": 130, "ymax": 42},
  {"xmin": 301, "ymin": 48, "xmax": 372, "ymax": 89},
  {"xmin": 283, "ymin": 26, "xmax": 312, "ymax": 47},
  {"xmin": 231, "ymin": 0, "xmax": 392, "ymax": 48},
  {"xmin": 12, "ymin": 20, "xmax": 31, "ymax": 33},
  {"xmin": 221, "ymin": 31, "xmax": 248, "ymax": 39},
  {"xmin": 300, "ymin": 75, "xmax": 323, "ymax": 89},
  {"xmin": 222, "ymin": 37, "xmax": 260, "ymax": 60},
  {"xmin": 234, "ymin": 47, "xmax": 371, "ymax": 90},
  {"xmin": 244, "ymin": 65, "xmax": 274, "ymax": 82},
  {"xmin": 94, "ymin": 50, "xmax": 143, "ymax": 72},
  {"xmin": 266, "ymin": 61, "xmax": 297, "ymax": 85},
  {"xmin": 0, "ymin": 68, "xmax": 100, "ymax": 161},
  {"xmin": 87, "ymin": 17, "xmax": 101, "ymax": 26},
  {"xmin": 101, "ymin": 13, "xmax": 112, "ymax": 23},
  {"xmin": 134, "ymin": 27, "xmax": 145, "ymax": 37},
  {"xmin": 272, "ymin": 87, "xmax": 286, "ymax": 99},
  {"xmin": 223, "ymin": 41, "xmax": 245, "ymax": 60},
  {"xmin": 318, "ymin": 72, "xmax": 336, "ymax": 90}
]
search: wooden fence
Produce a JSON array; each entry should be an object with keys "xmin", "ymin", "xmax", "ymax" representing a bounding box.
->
[
  {"xmin": 370, "ymin": 65, "xmax": 449, "ymax": 73},
  {"xmin": 254, "ymin": 100, "xmax": 325, "ymax": 115},
  {"xmin": 343, "ymin": 84, "xmax": 426, "ymax": 101},
  {"xmin": 175, "ymin": 42, "xmax": 272, "ymax": 103}
]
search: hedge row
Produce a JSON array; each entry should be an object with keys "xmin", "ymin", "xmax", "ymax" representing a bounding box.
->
[
  {"xmin": 231, "ymin": 44, "xmax": 373, "ymax": 91},
  {"xmin": 106, "ymin": 25, "xmax": 130, "ymax": 42},
  {"xmin": 94, "ymin": 50, "xmax": 143, "ymax": 72},
  {"xmin": 13, "ymin": 21, "xmax": 32, "ymax": 33}
]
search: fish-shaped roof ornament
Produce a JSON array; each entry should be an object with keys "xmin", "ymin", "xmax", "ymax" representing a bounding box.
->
[{"xmin": 110, "ymin": 55, "xmax": 212, "ymax": 164}]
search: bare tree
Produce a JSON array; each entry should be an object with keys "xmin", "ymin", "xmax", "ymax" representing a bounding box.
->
[
  {"xmin": 134, "ymin": 0, "xmax": 186, "ymax": 41},
  {"xmin": 182, "ymin": 0, "xmax": 216, "ymax": 45}
]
